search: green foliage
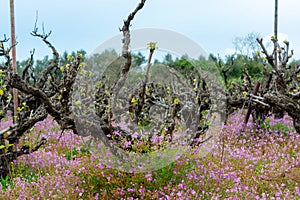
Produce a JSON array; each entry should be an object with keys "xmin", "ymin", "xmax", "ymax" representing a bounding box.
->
[
  {"xmin": 168, "ymin": 55, "xmax": 195, "ymax": 75},
  {"xmin": 86, "ymin": 49, "xmax": 123, "ymax": 85},
  {"xmin": 60, "ymin": 49, "xmax": 87, "ymax": 67},
  {"xmin": 132, "ymin": 52, "xmax": 146, "ymax": 67},
  {"xmin": 23, "ymin": 172, "xmax": 39, "ymax": 183},
  {"xmin": 65, "ymin": 146, "xmax": 89, "ymax": 161},
  {"xmin": 260, "ymin": 117, "xmax": 271, "ymax": 131},
  {"xmin": 0, "ymin": 175, "xmax": 13, "ymax": 190},
  {"xmin": 16, "ymin": 49, "xmax": 87, "ymax": 76},
  {"xmin": 195, "ymin": 57, "xmax": 219, "ymax": 74},
  {"xmin": 260, "ymin": 117, "xmax": 291, "ymax": 136},
  {"xmin": 214, "ymin": 54, "xmax": 265, "ymax": 83},
  {"xmin": 65, "ymin": 148, "xmax": 79, "ymax": 161}
]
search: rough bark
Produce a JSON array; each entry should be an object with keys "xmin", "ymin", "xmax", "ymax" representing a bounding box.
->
[{"xmin": 223, "ymin": 37, "xmax": 300, "ymax": 133}]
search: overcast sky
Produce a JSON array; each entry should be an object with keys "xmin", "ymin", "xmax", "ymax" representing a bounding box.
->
[{"xmin": 1, "ymin": 0, "xmax": 300, "ymax": 61}]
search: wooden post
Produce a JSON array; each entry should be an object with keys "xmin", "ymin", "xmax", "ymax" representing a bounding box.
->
[
  {"xmin": 10, "ymin": 0, "xmax": 18, "ymax": 122},
  {"xmin": 274, "ymin": 0, "xmax": 278, "ymax": 67}
]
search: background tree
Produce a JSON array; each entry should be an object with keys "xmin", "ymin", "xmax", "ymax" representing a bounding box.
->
[{"xmin": 233, "ymin": 32, "xmax": 261, "ymax": 57}]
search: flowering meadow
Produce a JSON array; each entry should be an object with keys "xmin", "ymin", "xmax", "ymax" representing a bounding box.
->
[{"xmin": 0, "ymin": 111, "xmax": 299, "ymax": 199}]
